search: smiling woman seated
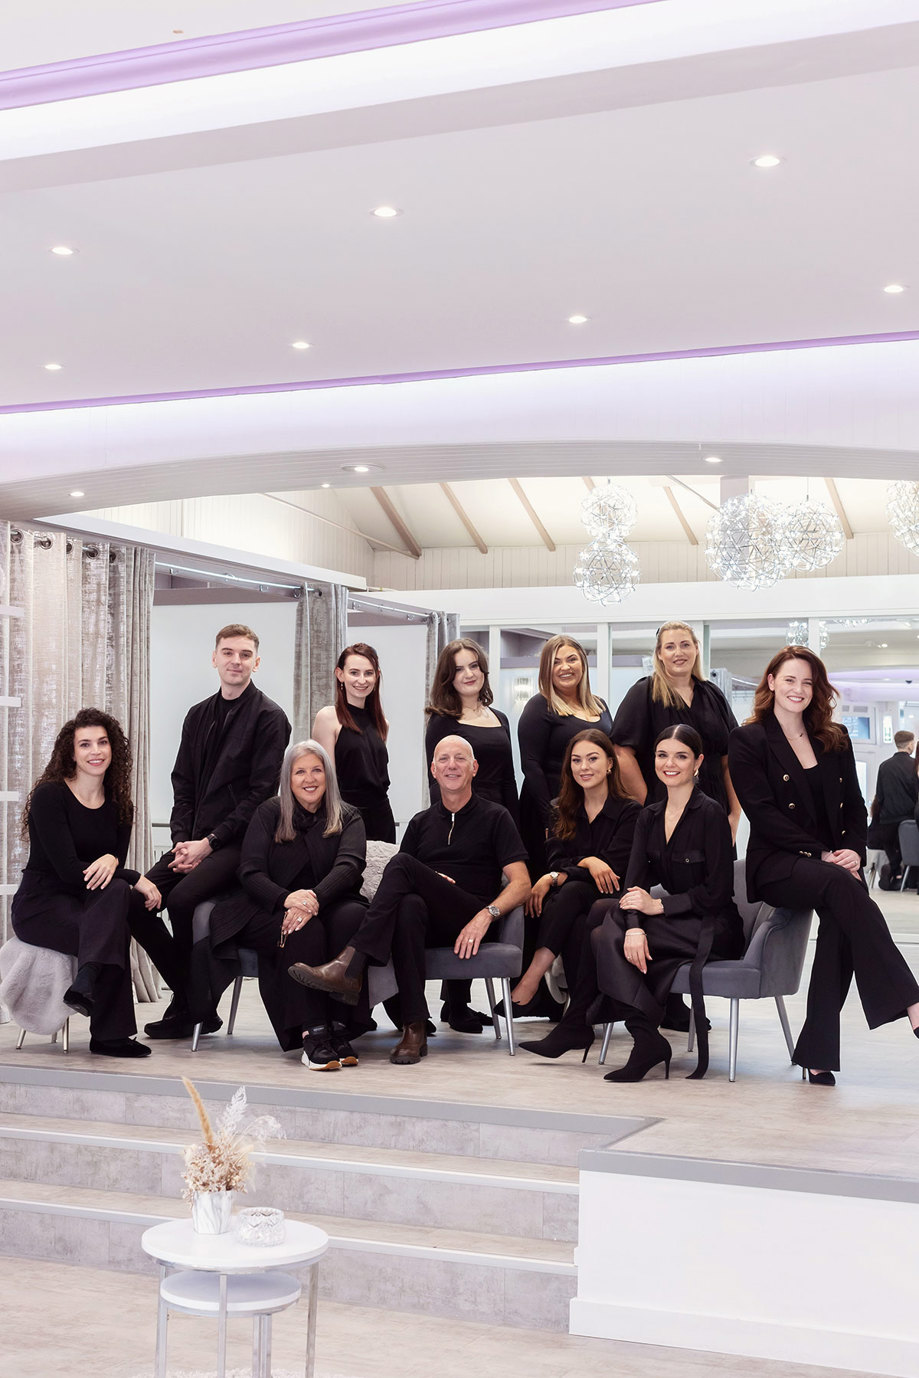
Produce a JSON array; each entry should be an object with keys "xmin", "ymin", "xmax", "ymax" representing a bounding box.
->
[{"xmin": 189, "ymin": 739, "xmax": 369, "ymax": 1070}]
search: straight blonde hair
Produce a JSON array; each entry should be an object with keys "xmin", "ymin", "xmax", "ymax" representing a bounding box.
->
[
  {"xmin": 650, "ymin": 621, "xmax": 705, "ymax": 708},
  {"xmin": 537, "ymin": 636, "xmax": 605, "ymax": 719}
]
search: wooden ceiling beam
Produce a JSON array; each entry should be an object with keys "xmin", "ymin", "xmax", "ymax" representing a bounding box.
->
[
  {"xmin": 663, "ymin": 484, "xmax": 699, "ymax": 545},
  {"xmin": 440, "ymin": 482, "xmax": 488, "ymax": 554},
  {"xmin": 370, "ymin": 486, "xmax": 422, "ymax": 559},
  {"xmin": 824, "ymin": 477, "xmax": 854, "ymax": 539},
  {"xmin": 508, "ymin": 478, "xmax": 556, "ymax": 551},
  {"xmin": 581, "ymin": 476, "xmax": 595, "ymax": 490}
]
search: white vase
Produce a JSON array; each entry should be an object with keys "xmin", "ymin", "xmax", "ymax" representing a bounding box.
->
[{"xmin": 191, "ymin": 1189, "xmax": 235, "ymax": 1234}]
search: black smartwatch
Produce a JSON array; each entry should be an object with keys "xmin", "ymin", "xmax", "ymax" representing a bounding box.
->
[{"xmin": 206, "ymin": 833, "xmax": 221, "ymax": 852}]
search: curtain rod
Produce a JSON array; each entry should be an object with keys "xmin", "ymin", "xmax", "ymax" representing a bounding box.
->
[
  {"xmin": 157, "ymin": 560, "xmax": 306, "ymax": 594},
  {"xmin": 348, "ymin": 594, "xmax": 430, "ymax": 623}
]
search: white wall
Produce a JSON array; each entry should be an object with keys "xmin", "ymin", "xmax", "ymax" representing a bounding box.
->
[{"xmin": 150, "ymin": 601, "xmax": 296, "ymax": 827}]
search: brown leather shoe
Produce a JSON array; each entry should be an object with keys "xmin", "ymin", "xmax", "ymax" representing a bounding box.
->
[
  {"xmin": 288, "ymin": 947, "xmax": 362, "ymax": 1006},
  {"xmin": 390, "ymin": 1021, "xmax": 428, "ymax": 1065}
]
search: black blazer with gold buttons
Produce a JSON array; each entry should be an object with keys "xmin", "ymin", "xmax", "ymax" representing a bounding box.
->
[{"xmin": 728, "ymin": 712, "xmax": 867, "ymax": 899}]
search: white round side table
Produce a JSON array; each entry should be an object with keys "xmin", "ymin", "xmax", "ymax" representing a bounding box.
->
[{"xmin": 141, "ymin": 1215, "xmax": 328, "ymax": 1378}]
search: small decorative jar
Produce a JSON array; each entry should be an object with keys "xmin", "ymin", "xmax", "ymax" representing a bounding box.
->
[
  {"xmin": 191, "ymin": 1189, "xmax": 235, "ymax": 1234},
  {"xmin": 236, "ymin": 1206, "xmax": 286, "ymax": 1246}
]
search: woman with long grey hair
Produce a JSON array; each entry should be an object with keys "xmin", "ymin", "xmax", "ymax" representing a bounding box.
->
[{"xmin": 190, "ymin": 739, "xmax": 369, "ymax": 1070}]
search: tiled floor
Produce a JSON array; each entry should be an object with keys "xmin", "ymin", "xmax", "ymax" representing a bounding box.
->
[{"xmin": 0, "ymin": 1255, "xmax": 879, "ymax": 1378}]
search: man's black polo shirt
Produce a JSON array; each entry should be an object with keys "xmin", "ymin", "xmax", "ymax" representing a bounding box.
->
[{"xmin": 400, "ymin": 793, "xmax": 528, "ymax": 902}]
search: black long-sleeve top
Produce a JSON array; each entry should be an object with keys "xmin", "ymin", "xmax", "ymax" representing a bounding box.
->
[
  {"xmin": 621, "ymin": 789, "xmax": 740, "ymax": 938},
  {"xmin": 611, "ymin": 676, "xmax": 737, "ymax": 811},
  {"xmin": 728, "ymin": 713, "xmax": 867, "ymax": 898},
  {"xmin": 22, "ymin": 781, "xmax": 139, "ymax": 894},
  {"xmin": 236, "ymin": 796, "xmax": 367, "ymax": 915},
  {"xmin": 170, "ymin": 681, "xmax": 291, "ymax": 849},
  {"xmin": 517, "ymin": 693, "xmax": 613, "ymax": 825},
  {"xmin": 546, "ymin": 794, "xmax": 641, "ymax": 884},
  {"xmin": 425, "ymin": 710, "xmax": 519, "ymax": 820}
]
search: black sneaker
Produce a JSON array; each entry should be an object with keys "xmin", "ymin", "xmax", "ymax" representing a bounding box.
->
[
  {"xmin": 301, "ymin": 1024, "xmax": 341, "ymax": 1071},
  {"xmin": 330, "ymin": 1022, "xmax": 359, "ymax": 1067}
]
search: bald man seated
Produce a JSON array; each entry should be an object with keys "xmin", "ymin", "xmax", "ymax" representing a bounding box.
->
[{"xmin": 289, "ymin": 736, "xmax": 530, "ymax": 1064}]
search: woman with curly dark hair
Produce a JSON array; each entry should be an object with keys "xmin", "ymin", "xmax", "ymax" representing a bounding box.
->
[
  {"xmin": 511, "ymin": 729, "xmax": 638, "ymax": 1013},
  {"xmin": 313, "ymin": 643, "xmax": 395, "ymax": 844},
  {"xmin": 12, "ymin": 708, "xmax": 178, "ymax": 1057},
  {"xmin": 729, "ymin": 647, "xmax": 919, "ymax": 1084}
]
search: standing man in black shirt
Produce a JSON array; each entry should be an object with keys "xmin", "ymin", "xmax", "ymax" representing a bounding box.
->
[
  {"xmin": 144, "ymin": 623, "xmax": 291, "ymax": 1038},
  {"xmin": 870, "ymin": 731, "xmax": 918, "ymax": 886},
  {"xmin": 289, "ymin": 736, "xmax": 529, "ymax": 1064}
]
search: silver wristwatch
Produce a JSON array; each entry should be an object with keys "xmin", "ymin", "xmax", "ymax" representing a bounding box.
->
[
  {"xmin": 486, "ymin": 904, "xmax": 501, "ymax": 920},
  {"xmin": 550, "ymin": 870, "xmax": 560, "ymax": 886}
]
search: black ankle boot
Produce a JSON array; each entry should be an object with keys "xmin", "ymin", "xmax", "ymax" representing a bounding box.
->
[
  {"xmin": 604, "ymin": 1016, "xmax": 672, "ymax": 1083},
  {"xmin": 519, "ymin": 1021, "xmax": 595, "ymax": 1060}
]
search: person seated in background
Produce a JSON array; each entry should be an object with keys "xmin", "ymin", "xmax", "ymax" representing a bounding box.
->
[
  {"xmin": 288, "ymin": 736, "xmax": 530, "ymax": 1065},
  {"xmin": 189, "ymin": 740, "xmax": 369, "ymax": 1071},
  {"xmin": 11, "ymin": 709, "xmax": 175, "ymax": 1058},
  {"xmin": 510, "ymin": 729, "xmax": 639, "ymax": 1011},
  {"xmin": 867, "ymin": 730, "xmax": 918, "ymax": 888},
  {"xmin": 144, "ymin": 623, "xmax": 291, "ymax": 1039}
]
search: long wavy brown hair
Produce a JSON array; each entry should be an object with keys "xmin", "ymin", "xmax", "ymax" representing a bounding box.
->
[
  {"xmin": 426, "ymin": 637, "xmax": 494, "ymax": 717},
  {"xmin": 22, "ymin": 708, "xmax": 134, "ymax": 834},
  {"xmin": 334, "ymin": 643, "xmax": 388, "ymax": 740},
  {"xmin": 748, "ymin": 646, "xmax": 847, "ymax": 752},
  {"xmin": 553, "ymin": 729, "xmax": 628, "ymax": 841}
]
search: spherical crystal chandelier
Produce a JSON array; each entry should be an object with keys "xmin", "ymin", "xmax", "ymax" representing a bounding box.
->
[
  {"xmin": 787, "ymin": 618, "xmax": 828, "ymax": 651},
  {"xmin": 887, "ymin": 480, "xmax": 919, "ymax": 558},
  {"xmin": 580, "ymin": 482, "xmax": 637, "ymax": 539},
  {"xmin": 574, "ymin": 533, "xmax": 639, "ymax": 604},
  {"xmin": 705, "ymin": 494, "xmax": 788, "ymax": 591},
  {"xmin": 781, "ymin": 500, "xmax": 845, "ymax": 572}
]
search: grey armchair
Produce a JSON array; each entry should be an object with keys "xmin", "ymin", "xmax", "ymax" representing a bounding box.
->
[
  {"xmin": 598, "ymin": 859, "xmax": 813, "ymax": 1081},
  {"xmin": 898, "ymin": 820, "xmax": 919, "ymax": 890}
]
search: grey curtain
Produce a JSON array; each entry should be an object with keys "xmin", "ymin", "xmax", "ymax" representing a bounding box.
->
[
  {"xmin": 0, "ymin": 524, "xmax": 158, "ymax": 998},
  {"xmin": 293, "ymin": 580, "xmax": 348, "ymax": 740},
  {"xmin": 421, "ymin": 609, "xmax": 461, "ymax": 795}
]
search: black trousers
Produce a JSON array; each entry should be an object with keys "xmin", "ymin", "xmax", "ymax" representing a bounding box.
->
[
  {"xmin": 191, "ymin": 897, "xmax": 368, "ymax": 1050},
  {"xmin": 146, "ymin": 847, "xmax": 243, "ymax": 993},
  {"xmin": 535, "ymin": 880, "xmax": 603, "ymax": 988},
  {"xmin": 351, "ymin": 854, "xmax": 490, "ymax": 1025},
  {"xmin": 758, "ymin": 858, "xmax": 919, "ymax": 1070},
  {"xmin": 12, "ymin": 876, "xmax": 141, "ymax": 1040}
]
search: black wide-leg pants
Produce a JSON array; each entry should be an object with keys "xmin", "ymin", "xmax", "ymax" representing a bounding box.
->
[
  {"xmin": 11, "ymin": 876, "xmax": 141, "ymax": 1040},
  {"xmin": 757, "ymin": 858, "xmax": 919, "ymax": 1070},
  {"xmin": 145, "ymin": 847, "xmax": 243, "ymax": 999},
  {"xmin": 536, "ymin": 880, "xmax": 602, "ymax": 989},
  {"xmin": 352, "ymin": 854, "xmax": 490, "ymax": 1025}
]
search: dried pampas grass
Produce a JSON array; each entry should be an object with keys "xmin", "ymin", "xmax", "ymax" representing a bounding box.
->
[{"xmin": 180, "ymin": 1078, "xmax": 284, "ymax": 1199}]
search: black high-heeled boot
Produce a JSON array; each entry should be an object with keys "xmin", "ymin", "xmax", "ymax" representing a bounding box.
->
[
  {"xmin": 604, "ymin": 1015, "xmax": 672, "ymax": 1083},
  {"xmin": 518, "ymin": 1021, "xmax": 595, "ymax": 1060}
]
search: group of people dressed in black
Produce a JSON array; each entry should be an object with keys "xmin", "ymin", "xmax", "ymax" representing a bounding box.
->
[{"xmin": 12, "ymin": 619, "xmax": 919, "ymax": 1084}]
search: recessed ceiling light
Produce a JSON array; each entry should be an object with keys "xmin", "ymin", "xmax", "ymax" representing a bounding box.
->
[
  {"xmin": 703, "ymin": 455, "xmax": 722, "ymax": 464},
  {"xmin": 883, "ymin": 283, "xmax": 907, "ymax": 294},
  {"xmin": 354, "ymin": 465, "xmax": 370, "ymax": 474},
  {"xmin": 880, "ymin": 642, "xmax": 889, "ymax": 648},
  {"xmin": 321, "ymin": 483, "xmax": 331, "ymax": 489},
  {"xmin": 340, "ymin": 463, "xmax": 380, "ymax": 474},
  {"xmin": 50, "ymin": 245, "xmax": 76, "ymax": 256},
  {"xmin": 291, "ymin": 340, "xmax": 311, "ymax": 350},
  {"xmin": 43, "ymin": 362, "xmax": 62, "ymax": 371},
  {"xmin": 752, "ymin": 154, "xmax": 782, "ymax": 169},
  {"xmin": 70, "ymin": 490, "xmax": 84, "ymax": 498},
  {"xmin": 371, "ymin": 205, "xmax": 401, "ymax": 219},
  {"xmin": 567, "ymin": 314, "xmax": 589, "ymax": 325}
]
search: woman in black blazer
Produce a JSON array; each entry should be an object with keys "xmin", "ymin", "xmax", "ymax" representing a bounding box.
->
[
  {"xmin": 191, "ymin": 739, "xmax": 368, "ymax": 1071},
  {"xmin": 728, "ymin": 646, "xmax": 919, "ymax": 1083},
  {"xmin": 521, "ymin": 725, "xmax": 742, "ymax": 1078}
]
